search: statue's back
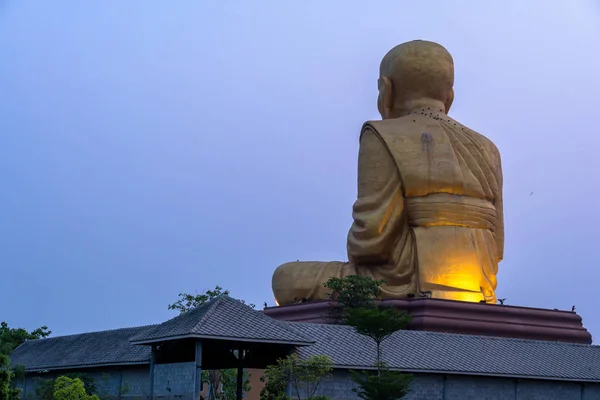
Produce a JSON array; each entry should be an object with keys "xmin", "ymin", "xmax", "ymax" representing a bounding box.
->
[
  {"xmin": 363, "ymin": 112, "xmax": 503, "ymax": 302},
  {"xmin": 366, "ymin": 113, "xmax": 501, "ymax": 202}
]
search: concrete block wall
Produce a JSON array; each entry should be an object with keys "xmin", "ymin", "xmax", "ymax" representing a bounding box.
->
[
  {"xmin": 17, "ymin": 364, "xmax": 600, "ymax": 400},
  {"xmin": 307, "ymin": 370, "xmax": 600, "ymax": 400},
  {"xmin": 18, "ymin": 363, "xmax": 195, "ymax": 400}
]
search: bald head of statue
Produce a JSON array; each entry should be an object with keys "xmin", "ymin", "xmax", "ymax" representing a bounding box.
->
[{"xmin": 377, "ymin": 40, "xmax": 455, "ymax": 120}]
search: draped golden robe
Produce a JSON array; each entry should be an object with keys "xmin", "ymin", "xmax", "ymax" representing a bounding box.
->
[{"xmin": 272, "ymin": 111, "xmax": 504, "ymax": 305}]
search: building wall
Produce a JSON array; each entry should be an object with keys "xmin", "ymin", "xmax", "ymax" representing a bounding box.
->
[
  {"xmin": 18, "ymin": 364, "xmax": 261, "ymax": 400},
  {"xmin": 307, "ymin": 370, "xmax": 600, "ymax": 400},
  {"xmin": 17, "ymin": 365, "xmax": 600, "ymax": 400}
]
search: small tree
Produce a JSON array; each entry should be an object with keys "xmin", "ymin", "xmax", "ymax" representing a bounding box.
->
[
  {"xmin": 350, "ymin": 370, "xmax": 412, "ymax": 400},
  {"xmin": 344, "ymin": 307, "xmax": 410, "ymax": 375},
  {"xmin": 34, "ymin": 373, "xmax": 97, "ymax": 400},
  {"xmin": 167, "ymin": 286, "xmax": 256, "ymax": 313},
  {"xmin": 53, "ymin": 376, "xmax": 99, "ymax": 400},
  {"xmin": 218, "ymin": 368, "xmax": 252, "ymax": 400},
  {"xmin": 0, "ymin": 322, "xmax": 51, "ymax": 356},
  {"xmin": 0, "ymin": 322, "xmax": 51, "ymax": 400},
  {"xmin": 324, "ymin": 275, "xmax": 384, "ymax": 309},
  {"xmin": 168, "ymin": 286, "xmax": 253, "ymax": 400},
  {"xmin": 260, "ymin": 354, "xmax": 333, "ymax": 400},
  {"xmin": 324, "ymin": 276, "xmax": 413, "ymax": 400},
  {"xmin": 0, "ymin": 353, "xmax": 22, "ymax": 400}
]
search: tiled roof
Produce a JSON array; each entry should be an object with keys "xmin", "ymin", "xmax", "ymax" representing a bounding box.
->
[
  {"xmin": 9, "ymin": 325, "xmax": 154, "ymax": 372},
  {"xmin": 11, "ymin": 307, "xmax": 600, "ymax": 382},
  {"xmin": 129, "ymin": 296, "xmax": 313, "ymax": 345},
  {"xmin": 292, "ymin": 323, "xmax": 600, "ymax": 382}
]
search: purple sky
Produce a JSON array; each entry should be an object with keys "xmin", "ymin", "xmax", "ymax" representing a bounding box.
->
[{"xmin": 1, "ymin": 1, "xmax": 600, "ymax": 339}]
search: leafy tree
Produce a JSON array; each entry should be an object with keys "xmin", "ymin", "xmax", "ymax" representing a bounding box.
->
[
  {"xmin": 168, "ymin": 286, "xmax": 253, "ymax": 400},
  {"xmin": 0, "ymin": 322, "xmax": 49, "ymax": 400},
  {"xmin": 52, "ymin": 376, "xmax": 99, "ymax": 400},
  {"xmin": 349, "ymin": 370, "xmax": 412, "ymax": 400},
  {"xmin": 34, "ymin": 378, "xmax": 55, "ymax": 400},
  {"xmin": 324, "ymin": 275, "xmax": 384, "ymax": 310},
  {"xmin": 218, "ymin": 368, "xmax": 252, "ymax": 400},
  {"xmin": 324, "ymin": 275, "xmax": 413, "ymax": 400},
  {"xmin": 0, "ymin": 322, "xmax": 51, "ymax": 356},
  {"xmin": 168, "ymin": 286, "xmax": 255, "ymax": 314},
  {"xmin": 344, "ymin": 307, "xmax": 410, "ymax": 373},
  {"xmin": 34, "ymin": 373, "xmax": 97, "ymax": 400},
  {"xmin": 260, "ymin": 354, "xmax": 333, "ymax": 400}
]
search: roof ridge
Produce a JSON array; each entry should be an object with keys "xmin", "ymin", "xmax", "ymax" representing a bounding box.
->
[
  {"xmin": 214, "ymin": 296, "xmax": 314, "ymax": 342},
  {"xmin": 19, "ymin": 324, "xmax": 160, "ymax": 343},
  {"xmin": 290, "ymin": 322, "xmax": 598, "ymax": 348},
  {"xmin": 191, "ymin": 295, "xmax": 228, "ymax": 332},
  {"xmin": 259, "ymin": 314, "xmax": 315, "ymax": 342}
]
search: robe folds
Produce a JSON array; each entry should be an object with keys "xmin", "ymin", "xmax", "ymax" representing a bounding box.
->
[{"xmin": 271, "ymin": 112, "xmax": 504, "ymax": 305}]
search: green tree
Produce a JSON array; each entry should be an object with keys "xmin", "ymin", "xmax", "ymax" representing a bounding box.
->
[
  {"xmin": 168, "ymin": 286, "xmax": 255, "ymax": 314},
  {"xmin": 0, "ymin": 322, "xmax": 51, "ymax": 356},
  {"xmin": 0, "ymin": 354, "xmax": 21, "ymax": 400},
  {"xmin": 0, "ymin": 322, "xmax": 49, "ymax": 400},
  {"xmin": 34, "ymin": 373, "xmax": 97, "ymax": 400},
  {"xmin": 349, "ymin": 370, "xmax": 412, "ymax": 400},
  {"xmin": 168, "ymin": 286, "xmax": 253, "ymax": 400},
  {"xmin": 344, "ymin": 307, "xmax": 410, "ymax": 374},
  {"xmin": 52, "ymin": 376, "xmax": 99, "ymax": 400},
  {"xmin": 324, "ymin": 275, "xmax": 413, "ymax": 400},
  {"xmin": 260, "ymin": 354, "xmax": 333, "ymax": 400},
  {"xmin": 324, "ymin": 275, "xmax": 384, "ymax": 310}
]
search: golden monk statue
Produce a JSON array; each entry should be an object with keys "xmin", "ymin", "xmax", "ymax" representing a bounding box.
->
[{"xmin": 272, "ymin": 40, "xmax": 504, "ymax": 305}]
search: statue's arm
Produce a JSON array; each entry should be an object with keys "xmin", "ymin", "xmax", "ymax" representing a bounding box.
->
[
  {"xmin": 494, "ymin": 149, "xmax": 505, "ymax": 262},
  {"xmin": 347, "ymin": 127, "xmax": 404, "ymax": 265}
]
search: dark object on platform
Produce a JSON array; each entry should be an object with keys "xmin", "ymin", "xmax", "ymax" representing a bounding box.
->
[{"xmin": 263, "ymin": 298, "xmax": 593, "ymax": 345}]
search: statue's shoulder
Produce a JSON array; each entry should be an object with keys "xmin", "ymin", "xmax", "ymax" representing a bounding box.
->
[
  {"xmin": 361, "ymin": 117, "xmax": 416, "ymax": 142},
  {"xmin": 362, "ymin": 117, "xmax": 413, "ymax": 132},
  {"xmin": 458, "ymin": 122, "xmax": 501, "ymax": 159}
]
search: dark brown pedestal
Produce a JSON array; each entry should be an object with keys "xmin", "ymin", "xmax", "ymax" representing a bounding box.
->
[{"xmin": 263, "ymin": 298, "xmax": 592, "ymax": 344}]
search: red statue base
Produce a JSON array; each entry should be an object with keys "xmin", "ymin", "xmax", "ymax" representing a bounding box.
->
[{"xmin": 263, "ymin": 298, "xmax": 592, "ymax": 344}]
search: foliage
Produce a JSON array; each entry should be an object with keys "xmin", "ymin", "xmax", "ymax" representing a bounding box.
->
[
  {"xmin": 34, "ymin": 378, "xmax": 55, "ymax": 400},
  {"xmin": 168, "ymin": 286, "xmax": 255, "ymax": 314},
  {"xmin": 324, "ymin": 275, "xmax": 384, "ymax": 310},
  {"xmin": 202, "ymin": 368, "xmax": 252, "ymax": 400},
  {"xmin": 260, "ymin": 354, "xmax": 333, "ymax": 400},
  {"xmin": 0, "ymin": 322, "xmax": 51, "ymax": 356},
  {"xmin": 53, "ymin": 376, "xmax": 99, "ymax": 400},
  {"xmin": 220, "ymin": 368, "xmax": 252, "ymax": 400},
  {"xmin": 0, "ymin": 354, "xmax": 11, "ymax": 400},
  {"xmin": 0, "ymin": 352, "xmax": 22, "ymax": 400},
  {"xmin": 35, "ymin": 373, "xmax": 96, "ymax": 400},
  {"xmin": 344, "ymin": 306, "xmax": 411, "ymax": 368},
  {"xmin": 0, "ymin": 322, "xmax": 51, "ymax": 400},
  {"xmin": 33, "ymin": 378, "xmax": 52, "ymax": 400},
  {"xmin": 323, "ymin": 275, "xmax": 413, "ymax": 399},
  {"xmin": 168, "ymin": 286, "xmax": 253, "ymax": 400},
  {"xmin": 350, "ymin": 369, "xmax": 412, "ymax": 400}
]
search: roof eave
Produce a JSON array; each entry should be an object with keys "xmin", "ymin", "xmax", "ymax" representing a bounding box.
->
[
  {"xmin": 331, "ymin": 365, "xmax": 600, "ymax": 384},
  {"xmin": 130, "ymin": 333, "xmax": 314, "ymax": 347},
  {"xmin": 21, "ymin": 361, "xmax": 150, "ymax": 373}
]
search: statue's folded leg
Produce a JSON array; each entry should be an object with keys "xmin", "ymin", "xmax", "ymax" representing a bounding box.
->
[{"xmin": 272, "ymin": 261, "xmax": 357, "ymax": 305}]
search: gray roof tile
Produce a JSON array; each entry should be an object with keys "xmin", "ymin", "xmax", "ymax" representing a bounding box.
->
[
  {"xmin": 10, "ymin": 326, "xmax": 154, "ymax": 371},
  {"xmin": 129, "ymin": 296, "xmax": 313, "ymax": 345},
  {"xmin": 292, "ymin": 323, "xmax": 600, "ymax": 382},
  {"xmin": 11, "ymin": 308, "xmax": 600, "ymax": 382}
]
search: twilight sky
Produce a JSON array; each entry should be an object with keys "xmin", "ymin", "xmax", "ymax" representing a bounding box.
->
[{"xmin": 1, "ymin": 1, "xmax": 600, "ymax": 339}]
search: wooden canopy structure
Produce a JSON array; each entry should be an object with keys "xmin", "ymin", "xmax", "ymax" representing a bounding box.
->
[{"xmin": 129, "ymin": 296, "xmax": 314, "ymax": 400}]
